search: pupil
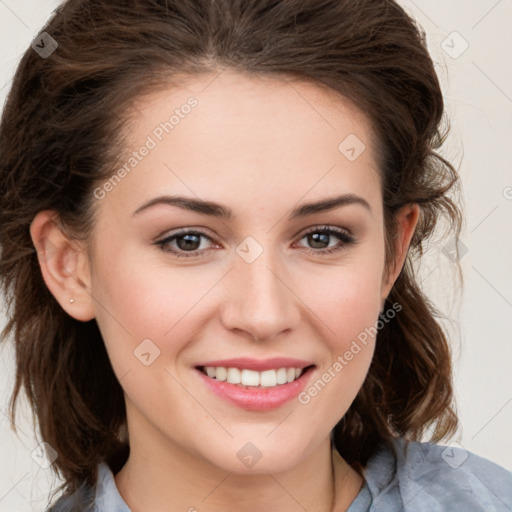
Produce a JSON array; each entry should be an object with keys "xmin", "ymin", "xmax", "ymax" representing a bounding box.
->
[
  {"xmin": 175, "ymin": 232, "xmax": 330, "ymax": 251},
  {"xmin": 177, "ymin": 234, "xmax": 200, "ymax": 251},
  {"xmin": 309, "ymin": 232, "xmax": 329, "ymax": 249}
]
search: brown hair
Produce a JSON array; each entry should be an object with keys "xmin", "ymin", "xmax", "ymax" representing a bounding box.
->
[{"xmin": 0, "ymin": 0, "xmax": 461, "ymax": 500}]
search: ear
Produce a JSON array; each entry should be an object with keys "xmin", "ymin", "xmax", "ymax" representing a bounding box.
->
[
  {"xmin": 380, "ymin": 203, "xmax": 420, "ymax": 305},
  {"xmin": 30, "ymin": 210, "xmax": 95, "ymax": 321}
]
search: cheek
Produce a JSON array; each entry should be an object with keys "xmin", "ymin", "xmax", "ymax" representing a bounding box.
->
[
  {"xmin": 294, "ymin": 268, "xmax": 382, "ymax": 437},
  {"xmin": 89, "ymin": 250, "xmax": 212, "ymax": 373},
  {"xmin": 304, "ymin": 258, "xmax": 384, "ymax": 345},
  {"xmin": 312, "ymin": 275, "xmax": 380, "ymax": 396}
]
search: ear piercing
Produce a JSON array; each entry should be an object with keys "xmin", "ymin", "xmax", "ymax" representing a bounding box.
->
[{"xmin": 69, "ymin": 298, "xmax": 75, "ymax": 303}]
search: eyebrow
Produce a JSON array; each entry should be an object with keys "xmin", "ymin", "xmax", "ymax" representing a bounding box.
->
[{"xmin": 132, "ymin": 193, "xmax": 371, "ymax": 219}]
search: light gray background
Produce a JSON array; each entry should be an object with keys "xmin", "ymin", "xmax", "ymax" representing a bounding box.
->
[{"xmin": 0, "ymin": 1, "xmax": 511, "ymax": 510}]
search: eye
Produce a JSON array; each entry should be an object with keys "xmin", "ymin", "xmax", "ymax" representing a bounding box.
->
[
  {"xmin": 155, "ymin": 225, "xmax": 356, "ymax": 259},
  {"xmin": 295, "ymin": 225, "xmax": 356, "ymax": 255},
  {"xmin": 155, "ymin": 229, "xmax": 217, "ymax": 258}
]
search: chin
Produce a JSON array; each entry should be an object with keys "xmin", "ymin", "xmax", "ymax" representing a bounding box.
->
[{"xmin": 199, "ymin": 436, "xmax": 312, "ymax": 475}]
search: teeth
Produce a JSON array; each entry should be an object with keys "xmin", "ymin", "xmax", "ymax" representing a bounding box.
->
[
  {"xmin": 227, "ymin": 367, "xmax": 241, "ymax": 384},
  {"xmin": 216, "ymin": 367, "xmax": 227, "ymax": 381},
  {"xmin": 260, "ymin": 369, "xmax": 277, "ymax": 387},
  {"xmin": 201, "ymin": 366, "xmax": 307, "ymax": 387},
  {"xmin": 276, "ymin": 368, "xmax": 287, "ymax": 384},
  {"xmin": 241, "ymin": 369, "xmax": 260, "ymax": 386}
]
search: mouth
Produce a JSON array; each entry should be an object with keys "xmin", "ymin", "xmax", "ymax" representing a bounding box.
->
[
  {"xmin": 195, "ymin": 364, "xmax": 316, "ymax": 388},
  {"xmin": 193, "ymin": 362, "xmax": 316, "ymax": 411}
]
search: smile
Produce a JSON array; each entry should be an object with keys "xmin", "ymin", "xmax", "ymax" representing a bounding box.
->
[
  {"xmin": 194, "ymin": 365, "xmax": 316, "ymax": 411},
  {"xmin": 198, "ymin": 365, "xmax": 310, "ymax": 387}
]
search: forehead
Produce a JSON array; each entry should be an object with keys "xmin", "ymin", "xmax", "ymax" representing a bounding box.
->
[
  {"xmin": 126, "ymin": 69, "xmax": 377, "ymax": 158},
  {"xmin": 97, "ymin": 70, "xmax": 382, "ymax": 220}
]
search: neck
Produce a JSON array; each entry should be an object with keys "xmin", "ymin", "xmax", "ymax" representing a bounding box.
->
[{"xmin": 114, "ymin": 413, "xmax": 363, "ymax": 512}]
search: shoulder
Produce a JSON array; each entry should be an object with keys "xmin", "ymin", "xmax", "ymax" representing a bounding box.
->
[
  {"xmin": 45, "ymin": 481, "xmax": 95, "ymax": 512},
  {"xmin": 46, "ymin": 462, "xmax": 130, "ymax": 512},
  {"xmin": 359, "ymin": 438, "xmax": 512, "ymax": 511}
]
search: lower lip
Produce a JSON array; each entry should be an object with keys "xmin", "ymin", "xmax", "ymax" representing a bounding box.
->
[{"xmin": 195, "ymin": 367, "xmax": 315, "ymax": 411}]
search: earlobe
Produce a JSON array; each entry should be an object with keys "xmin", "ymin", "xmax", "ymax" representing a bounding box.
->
[
  {"xmin": 381, "ymin": 203, "xmax": 420, "ymax": 301},
  {"xmin": 30, "ymin": 210, "xmax": 95, "ymax": 321}
]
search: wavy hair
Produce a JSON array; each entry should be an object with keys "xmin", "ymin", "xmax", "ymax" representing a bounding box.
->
[{"xmin": 0, "ymin": 0, "xmax": 461, "ymax": 499}]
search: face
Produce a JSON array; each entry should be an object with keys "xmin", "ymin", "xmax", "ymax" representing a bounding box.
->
[{"xmin": 78, "ymin": 70, "xmax": 405, "ymax": 473}]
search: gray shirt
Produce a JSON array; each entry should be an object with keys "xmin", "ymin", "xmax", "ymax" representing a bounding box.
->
[{"xmin": 48, "ymin": 438, "xmax": 512, "ymax": 511}]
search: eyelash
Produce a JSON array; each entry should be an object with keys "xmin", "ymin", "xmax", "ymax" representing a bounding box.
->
[{"xmin": 155, "ymin": 225, "xmax": 356, "ymax": 259}]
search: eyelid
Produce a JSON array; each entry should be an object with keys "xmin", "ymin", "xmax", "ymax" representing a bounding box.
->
[
  {"xmin": 154, "ymin": 225, "xmax": 217, "ymax": 242},
  {"xmin": 296, "ymin": 224, "xmax": 353, "ymax": 240},
  {"xmin": 293, "ymin": 225, "xmax": 356, "ymax": 252},
  {"xmin": 154, "ymin": 227, "xmax": 219, "ymax": 259},
  {"xmin": 154, "ymin": 224, "xmax": 356, "ymax": 258}
]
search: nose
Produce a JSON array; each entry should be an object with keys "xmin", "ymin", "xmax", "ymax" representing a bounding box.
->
[{"xmin": 220, "ymin": 246, "xmax": 301, "ymax": 342}]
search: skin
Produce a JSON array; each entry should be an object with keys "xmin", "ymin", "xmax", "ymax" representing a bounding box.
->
[{"xmin": 31, "ymin": 70, "xmax": 419, "ymax": 512}]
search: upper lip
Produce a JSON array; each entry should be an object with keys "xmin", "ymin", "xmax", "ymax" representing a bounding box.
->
[{"xmin": 194, "ymin": 357, "xmax": 314, "ymax": 371}]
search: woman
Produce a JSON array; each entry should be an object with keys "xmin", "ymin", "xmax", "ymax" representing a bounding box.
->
[{"xmin": 0, "ymin": 0, "xmax": 510, "ymax": 510}]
